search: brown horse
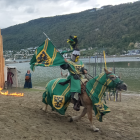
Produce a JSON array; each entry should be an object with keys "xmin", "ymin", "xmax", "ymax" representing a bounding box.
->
[{"xmin": 42, "ymin": 69, "xmax": 127, "ymax": 132}]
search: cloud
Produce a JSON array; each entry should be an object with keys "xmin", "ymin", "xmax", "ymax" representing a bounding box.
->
[
  {"xmin": 0, "ymin": 0, "xmax": 96, "ymax": 29},
  {"xmin": 25, "ymin": 7, "xmax": 36, "ymax": 14},
  {"xmin": 0, "ymin": 13, "xmax": 16, "ymax": 28},
  {"xmin": 1, "ymin": 0, "xmax": 90, "ymax": 7},
  {"xmin": 0, "ymin": 0, "xmax": 136, "ymax": 29}
]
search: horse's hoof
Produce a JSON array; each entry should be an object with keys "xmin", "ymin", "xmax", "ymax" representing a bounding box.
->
[
  {"xmin": 69, "ymin": 117, "xmax": 73, "ymax": 122},
  {"xmin": 41, "ymin": 107, "xmax": 47, "ymax": 112},
  {"xmin": 93, "ymin": 128, "xmax": 99, "ymax": 132}
]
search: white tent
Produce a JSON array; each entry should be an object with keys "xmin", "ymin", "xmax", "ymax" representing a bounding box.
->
[{"xmin": 4, "ymin": 66, "xmax": 18, "ymax": 88}]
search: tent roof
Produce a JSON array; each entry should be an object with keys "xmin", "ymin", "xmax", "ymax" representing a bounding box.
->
[{"xmin": 5, "ymin": 66, "xmax": 17, "ymax": 69}]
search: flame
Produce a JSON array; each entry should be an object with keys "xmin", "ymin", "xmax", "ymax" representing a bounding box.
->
[{"xmin": 0, "ymin": 88, "xmax": 24, "ymax": 97}]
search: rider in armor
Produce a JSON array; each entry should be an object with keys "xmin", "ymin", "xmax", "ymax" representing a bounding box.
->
[{"xmin": 60, "ymin": 36, "xmax": 87, "ymax": 111}]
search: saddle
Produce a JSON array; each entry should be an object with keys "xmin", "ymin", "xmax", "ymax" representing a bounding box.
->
[
  {"xmin": 81, "ymin": 79, "xmax": 88, "ymax": 85},
  {"xmin": 59, "ymin": 78, "xmax": 88, "ymax": 111}
]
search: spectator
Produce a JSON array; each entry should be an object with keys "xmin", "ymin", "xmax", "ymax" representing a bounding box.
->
[
  {"xmin": 24, "ymin": 70, "xmax": 32, "ymax": 88},
  {"xmin": 7, "ymin": 69, "xmax": 14, "ymax": 88}
]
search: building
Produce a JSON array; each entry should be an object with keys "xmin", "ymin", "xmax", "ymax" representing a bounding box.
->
[
  {"xmin": 96, "ymin": 7, "xmax": 104, "ymax": 11},
  {"xmin": 88, "ymin": 47, "xmax": 93, "ymax": 50},
  {"xmin": 80, "ymin": 49, "xmax": 86, "ymax": 51},
  {"xmin": 127, "ymin": 49, "xmax": 140, "ymax": 55}
]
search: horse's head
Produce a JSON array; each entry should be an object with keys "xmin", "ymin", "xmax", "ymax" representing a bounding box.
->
[{"xmin": 104, "ymin": 68, "xmax": 127, "ymax": 91}]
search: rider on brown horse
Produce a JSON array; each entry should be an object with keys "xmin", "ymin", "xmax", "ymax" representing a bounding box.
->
[{"xmin": 60, "ymin": 36, "xmax": 87, "ymax": 111}]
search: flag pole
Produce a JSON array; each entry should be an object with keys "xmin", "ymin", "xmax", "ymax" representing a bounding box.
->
[
  {"xmin": 43, "ymin": 32, "xmax": 50, "ymax": 40},
  {"xmin": 43, "ymin": 32, "xmax": 64, "ymax": 57}
]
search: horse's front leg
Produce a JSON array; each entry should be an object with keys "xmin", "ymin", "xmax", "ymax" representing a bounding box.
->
[
  {"xmin": 87, "ymin": 105, "xmax": 99, "ymax": 132},
  {"xmin": 69, "ymin": 107, "xmax": 87, "ymax": 122},
  {"xmin": 41, "ymin": 104, "xmax": 48, "ymax": 112}
]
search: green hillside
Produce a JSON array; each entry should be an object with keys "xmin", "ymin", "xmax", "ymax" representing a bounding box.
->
[{"xmin": 1, "ymin": 1, "xmax": 140, "ymax": 55}]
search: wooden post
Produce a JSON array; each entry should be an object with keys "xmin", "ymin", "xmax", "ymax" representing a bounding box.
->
[
  {"xmin": 108, "ymin": 92, "xmax": 111, "ymax": 101},
  {"xmin": 116, "ymin": 91, "xmax": 118, "ymax": 102},
  {"xmin": 95, "ymin": 56, "xmax": 96, "ymax": 76},
  {"xmin": 120, "ymin": 92, "xmax": 121, "ymax": 102},
  {"xmin": 89, "ymin": 56, "xmax": 90, "ymax": 74},
  {"xmin": 0, "ymin": 29, "xmax": 5, "ymax": 88},
  {"xmin": 106, "ymin": 92, "xmax": 108, "ymax": 100}
]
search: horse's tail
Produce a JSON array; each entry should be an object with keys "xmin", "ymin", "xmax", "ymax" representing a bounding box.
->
[
  {"xmin": 42, "ymin": 79, "xmax": 53, "ymax": 105},
  {"xmin": 42, "ymin": 91, "xmax": 48, "ymax": 105}
]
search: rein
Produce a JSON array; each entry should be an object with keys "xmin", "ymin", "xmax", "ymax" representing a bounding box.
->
[
  {"xmin": 87, "ymin": 73, "xmax": 109, "ymax": 88},
  {"xmin": 67, "ymin": 63, "xmax": 119, "ymax": 100}
]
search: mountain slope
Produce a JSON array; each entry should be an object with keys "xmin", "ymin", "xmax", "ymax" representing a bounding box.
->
[{"xmin": 1, "ymin": 1, "xmax": 140, "ymax": 55}]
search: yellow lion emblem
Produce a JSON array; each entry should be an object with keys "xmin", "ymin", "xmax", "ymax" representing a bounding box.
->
[{"xmin": 52, "ymin": 95, "xmax": 65, "ymax": 110}]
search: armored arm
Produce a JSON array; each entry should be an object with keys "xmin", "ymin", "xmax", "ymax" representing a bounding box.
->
[
  {"xmin": 80, "ymin": 67, "xmax": 88, "ymax": 74},
  {"xmin": 60, "ymin": 63, "xmax": 69, "ymax": 70},
  {"xmin": 60, "ymin": 58, "xmax": 70, "ymax": 70}
]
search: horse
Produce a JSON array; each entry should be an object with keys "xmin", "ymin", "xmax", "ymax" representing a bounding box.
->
[{"xmin": 42, "ymin": 68, "xmax": 127, "ymax": 132}]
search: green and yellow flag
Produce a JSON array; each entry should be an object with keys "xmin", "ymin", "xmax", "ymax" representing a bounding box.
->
[{"xmin": 30, "ymin": 38, "xmax": 65, "ymax": 71}]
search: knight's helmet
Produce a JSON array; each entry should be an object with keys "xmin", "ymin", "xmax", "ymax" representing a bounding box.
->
[{"xmin": 67, "ymin": 35, "xmax": 80, "ymax": 62}]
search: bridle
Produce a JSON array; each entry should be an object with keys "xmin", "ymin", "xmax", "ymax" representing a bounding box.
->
[{"xmin": 86, "ymin": 73, "xmax": 123, "ymax": 91}]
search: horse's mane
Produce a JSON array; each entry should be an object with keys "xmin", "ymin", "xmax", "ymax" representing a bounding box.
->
[{"xmin": 86, "ymin": 72, "xmax": 106, "ymax": 88}]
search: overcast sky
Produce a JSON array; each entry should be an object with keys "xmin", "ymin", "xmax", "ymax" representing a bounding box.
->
[{"xmin": 0, "ymin": 0, "xmax": 137, "ymax": 29}]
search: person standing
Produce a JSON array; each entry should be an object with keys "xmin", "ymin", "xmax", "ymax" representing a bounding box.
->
[
  {"xmin": 7, "ymin": 69, "xmax": 14, "ymax": 88},
  {"xmin": 24, "ymin": 70, "xmax": 32, "ymax": 88}
]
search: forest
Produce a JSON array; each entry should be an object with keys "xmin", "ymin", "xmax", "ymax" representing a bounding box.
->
[{"xmin": 1, "ymin": 1, "xmax": 140, "ymax": 55}]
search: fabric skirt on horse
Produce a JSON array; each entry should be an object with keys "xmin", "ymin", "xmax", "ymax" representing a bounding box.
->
[
  {"xmin": 42, "ymin": 76, "xmax": 111, "ymax": 122},
  {"xmin": 42, "ymin": 78, "xmax": 71, "ymax": 115}
]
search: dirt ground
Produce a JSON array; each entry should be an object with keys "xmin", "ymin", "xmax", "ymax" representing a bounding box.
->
[{"xmin": 0, "ymin": 88, "xmax": 140, "ymax": 140}]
